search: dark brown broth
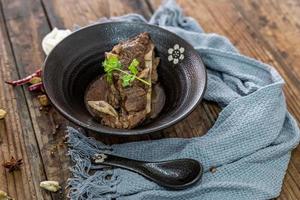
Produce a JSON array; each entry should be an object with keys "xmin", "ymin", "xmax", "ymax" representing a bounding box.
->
[{"xmin": 84, "ymin": 76, "xmax": 109, "ymax": 118}]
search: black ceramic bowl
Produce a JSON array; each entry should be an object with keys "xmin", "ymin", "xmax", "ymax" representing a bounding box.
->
[{"xmin": 43, "ymin": 22, "xmax": 206, "ymax": 136}]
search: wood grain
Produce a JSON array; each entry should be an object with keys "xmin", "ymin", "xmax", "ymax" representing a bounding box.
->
[
  {"xmin": 0, "ymin": 0, "xmax": 68, "ymax": 199},
  {"xmin": 0, "ymin": 2, "xmax": 50, "ymax": 200},
  {"xmin": 0, "ymin": 0, "xmax": 299, "ymax": 199},
  {"xmin": 41, "ymin": 0, "xmax": 152, "ymax": 29}
]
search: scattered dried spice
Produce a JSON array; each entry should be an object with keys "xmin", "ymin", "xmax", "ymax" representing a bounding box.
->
[
  {"xmin": 2, "ymin": 157, "xmax": 23, "ymax": 173},
  {"xmin": 0, "ymin": 109, "xmax": 7, "ymax": 119},
  {"xmin": 0, "ymin": 190, "xmax": 14, "ymax": 200},
  {"xmin": 209, "ymin": 167, "xmax": 217, "ymax": 173},
  {"xmin": 40, "ymin": 181, "xmax": 61, "ymax": 192},
  {"xmin": 28, "ymin": 82, "xmax": 43, "ymax": 92},
  {"xmin": 5, "ymin": 69, "xmax": 42, "ymax": 86},
  {"xmin": 4, "ymin": 69, "xmax": 51, "ymax": 113},
  {"xmin": 37, "ymin": 95, "xmax": 49, "ymax": 107},
  {"xmin": 29, "ymin": 77, "xmax": 42, "ymax": 85}
]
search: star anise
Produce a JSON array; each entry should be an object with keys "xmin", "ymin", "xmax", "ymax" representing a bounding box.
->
[{"xmin": 2, "ymin": 156, "xmax": 23, "ymax": 173}]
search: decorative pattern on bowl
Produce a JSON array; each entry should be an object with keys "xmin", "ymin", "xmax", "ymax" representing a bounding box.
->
[{"xmin": 168, "ymin": 44, "xmax": 185, "ymax": 64}]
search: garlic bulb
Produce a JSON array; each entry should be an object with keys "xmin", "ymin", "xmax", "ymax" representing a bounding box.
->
[{"xmin": 42, "ymin": 28, "xmax": 71, "ymax": 55}]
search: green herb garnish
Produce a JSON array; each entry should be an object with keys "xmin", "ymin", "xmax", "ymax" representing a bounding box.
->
[
  {"xmin": 128, "ymin": 58, "xmax": 139, "ymax": 75},
  {"xmin": 121, "ymin": 74, "xmax": 136, "ymax": 87},
  {"xmin": 102, "ymin": 56, "xmax": 150, "ymax": 87},
  {"xmin": 122, "ymin": 59, "xmax": 139, "ymax": 87},
  {"xmin": 102, "ymin": 54, "xmax": 122, "ymax": 83}
]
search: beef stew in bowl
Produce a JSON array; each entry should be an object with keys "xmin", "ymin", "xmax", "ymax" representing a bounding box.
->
[
  {"xmin": 86, "ymin": 32, "xmax": 164, "ymax": 129},
  {"xmin": 42, "ymin": 22, "xmax": 206, "ymax": 136}
]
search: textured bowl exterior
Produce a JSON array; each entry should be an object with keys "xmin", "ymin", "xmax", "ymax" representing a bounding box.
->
[{"xmin": 43, "ymin": 22, "xmax": 206, "ymax": 136}]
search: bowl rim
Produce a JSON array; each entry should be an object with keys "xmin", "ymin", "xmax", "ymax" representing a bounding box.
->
[{"xmin": 42, "ymin": 21, "xmax": 207, "ymax": 136}]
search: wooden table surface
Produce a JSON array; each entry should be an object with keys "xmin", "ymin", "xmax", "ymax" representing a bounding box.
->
[{"xmin": 0, "ymin": 0, "xmax": 299, "ymax": 199}]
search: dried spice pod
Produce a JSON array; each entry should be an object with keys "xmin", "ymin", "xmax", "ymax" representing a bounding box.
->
[
  {"xmin": 5, "ymin": 69, "xmax": 42, "ymax": 86},
  {"xmin": 40, "ymin": 181, "xmax": 61, "ymax": 192},
  {"xmin": 0, "ymin": 109, "xmax": 7, "ymax": 119},
  {"xmin": 28, "ymin": 82, "xmax": 43, "ymax": 92},
  {"xmin": 0, "ymin": 190, "xmax": 14, "ymax": 200},
  {"xmin": 29, "ymin": 77, "xmax": 42, "ymax": 85},
  {"xmin": 2, "ymin": 157, "xmax": 23, "ymax": 173},
  {"xmin": 37, "ymin": 95, "xmax": 50, "ymax": 107}
]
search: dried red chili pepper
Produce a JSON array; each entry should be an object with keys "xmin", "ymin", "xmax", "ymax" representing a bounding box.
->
[
  {"xmin": 5, "ymin": 69, "xmax": 42, "ymax": 86},
  {"xmin": 28, "ymin": 82, "xmax": 43, "ymax": 92}
]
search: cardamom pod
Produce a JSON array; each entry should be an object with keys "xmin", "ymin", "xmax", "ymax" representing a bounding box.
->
[
  {"xmin": 40, "ymin": 181, "xmax": 61, "ymax": 192},
  {"xmin": 0, "ymin": 109, "xmax": 7, "ymax": 119},
  {"xmin": 0, "ymin": 190, "xmax": 13, "ymax": 200}
]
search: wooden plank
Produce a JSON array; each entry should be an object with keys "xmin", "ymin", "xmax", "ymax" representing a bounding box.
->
[
  {"xmin": 147, "ymin": 0, "xmax": 300, "ymax": 199},
  {"xmin": 234, "ymin": 0, "xmax": 300, "ymax": 79},
  {"xmin": 0, "ymin": 0, "xmax": 67, "ymax": 199},
  {"xmin": 41, "ymin": 0, "xmax": 152, "ymax": 29},
  {"xmin": 231, "ymin": 0, "xmax": 300, "ymax": 123},
  {"xmin": 0, "ymin": 2, "xmax": 50, "ymax": 200}
]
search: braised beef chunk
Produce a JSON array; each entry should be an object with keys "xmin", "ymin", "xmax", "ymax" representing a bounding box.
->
[
  {"xmin": 88, "ymin": 32, "xmax": 160, "ymax": 129},
  {"xmin": 122, "ymin": 86, "xmax": 147, "ymax": 112},
  {"xmin": 111, "ymin": 32, "xmax": 152, "ymax": 70}
]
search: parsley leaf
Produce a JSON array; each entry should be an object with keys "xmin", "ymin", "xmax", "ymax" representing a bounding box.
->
[
  {"xmin": 121, "ymin": 59, "xmax": 140, "ymax": 87},
  {"xmin": 102, "ymin": 56, "xmax": 150, "ymax": 87},
  {"xmin": 102, "ymin": 54, "xmax": 121, "ymax": 82},
  {"xmin": 121, "ymin": 74, "xmax": 135, "ymax": 87},
  {"xmin": 128, "ymin": 59, "xmax": 139, "ymax": 75}
]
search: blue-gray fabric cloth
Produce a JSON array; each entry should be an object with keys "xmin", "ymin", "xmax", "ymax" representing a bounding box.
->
[{"xmin": 66, "ymin": 0, "xmax": 300, "ymax": 199}]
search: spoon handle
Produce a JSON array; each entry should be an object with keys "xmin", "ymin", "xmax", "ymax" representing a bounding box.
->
[{"xmin": 92, "ymin": 153, "xmax": 144, "ymax": 171}]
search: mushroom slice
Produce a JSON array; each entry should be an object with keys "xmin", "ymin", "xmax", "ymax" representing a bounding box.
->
[{"xmin": 88, "ymin": 101, "xmax": 118, "ymax": 118}]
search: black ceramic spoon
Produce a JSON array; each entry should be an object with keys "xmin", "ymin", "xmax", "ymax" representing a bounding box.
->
[{"xmin": 91, "ymin": 153, "xmax": 203, "ymax": 189}]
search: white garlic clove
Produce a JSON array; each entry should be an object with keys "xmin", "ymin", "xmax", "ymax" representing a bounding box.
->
[
  {"xmin": 40, "ymin": 181, "xmax": 61, "ymax": 192},
  {"xmin": 42, "ymin": 28, "xmax": 71, "ymax": 55}
]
